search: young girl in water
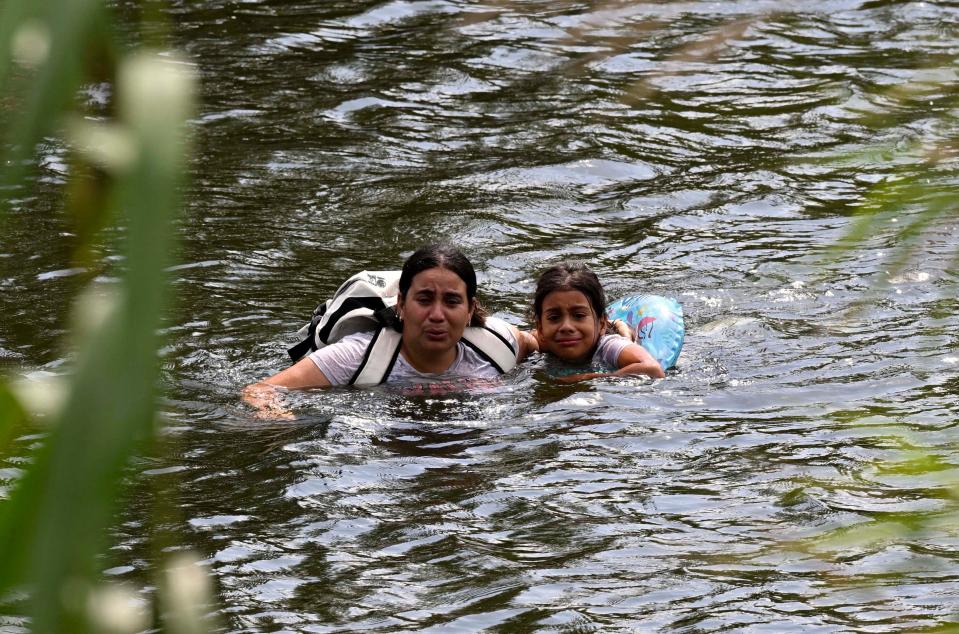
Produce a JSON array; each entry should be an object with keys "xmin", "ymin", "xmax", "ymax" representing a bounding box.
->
[{"xmin": 532, "ymin": 262, "xmax": 665, "ymax": 380}]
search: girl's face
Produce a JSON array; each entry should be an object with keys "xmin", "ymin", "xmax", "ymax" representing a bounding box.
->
[
  {"xmin": 536, "ymin": 289, "xmax": 605, "ymax": 363},
  {"xmin": 397, "ymin": 266, "xmax": 474, "ymax": 357}
]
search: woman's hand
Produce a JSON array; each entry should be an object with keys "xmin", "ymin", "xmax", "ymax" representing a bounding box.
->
[
  {"xmin": 242, "ymin": 382, "xmax": 296, "ymax": 420},
  {"xmin": 243, "ymin": 356, "xmax": 333, "ymax": 420}
]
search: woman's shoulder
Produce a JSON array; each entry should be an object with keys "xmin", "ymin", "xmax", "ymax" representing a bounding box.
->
[
  {"xmin": 312, "ymin": 330, "xmax": 377, "ymax": 356},
  {"xmin": 481, "ymin": 315, "xmax": 518, "ymax": 341},
  {"xmin": 308, "ymin": 329, "xmax": 380, "ymax": 385},
  {"xmin": 337, "ymin": 330, "xmax": 377, "ymax": 345},
  {"xmin": 310, "ymin": 330, "xmax": 374, "ymax": 362},
  {"xmin": 469, "ymin": 315, "xmax": 524, "ymax": 364},
  {"xmin": 452, "ymin": 341, "xmax": 506, "ymax": 379}
]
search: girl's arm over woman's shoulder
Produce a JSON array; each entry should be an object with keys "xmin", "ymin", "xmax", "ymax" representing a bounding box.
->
[{"xmin": 511, "ymin": 325, "xmax": 539, "ymax": 359}]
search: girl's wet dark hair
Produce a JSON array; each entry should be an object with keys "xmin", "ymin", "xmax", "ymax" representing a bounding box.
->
[
  {"xmin": 533, "ymin": 262, "xmax": 607, "ymax": 323},
  {"xmin": 394, "ymin": 244, "xmax": 487, "ymax": 330}
]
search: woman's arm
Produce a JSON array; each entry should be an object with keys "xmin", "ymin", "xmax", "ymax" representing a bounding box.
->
[
  {"xmin": 260, "ymin": 356, "xmax": 333, "ymax": 389},
  {"xmin": 242, "ymin": 357, "xmax": 332, "ymax": 419}
]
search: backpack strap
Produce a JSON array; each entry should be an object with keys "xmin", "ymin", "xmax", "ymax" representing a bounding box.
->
[
  {"xmin": 349, "ymin": 327, "xmax": 402, "ymax": 386},
  {"xmin": 287, "ymin": 300, "xmax": 330, "ymax": 361},
  {"xmin": 461, "ymin": 317, "xmax": 517, "ymax": 374},
  {"xmin": 287, "ymin": 335, "xmax": 316, "ymax": 362},
  {"xmin": 348, "ymin": 319, "xmax": 517, "ymax": 386},
  {"xmin": 319, "ymin": 296, "xmax": 392, "ymax": 344}
]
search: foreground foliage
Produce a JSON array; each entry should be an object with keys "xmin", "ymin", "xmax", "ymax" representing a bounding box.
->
[{"xmin": 0, "ymin": 1, "xmax": 212, "ymax": 632}]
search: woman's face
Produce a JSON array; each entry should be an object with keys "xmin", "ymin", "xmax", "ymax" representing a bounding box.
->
[
  {"xmin": 397, "ymin": 266, "xmax": 474, "ymax": 357},
  {"xmin": 536, "ymin": 289, "xmax": 605, "ymax": 363}
]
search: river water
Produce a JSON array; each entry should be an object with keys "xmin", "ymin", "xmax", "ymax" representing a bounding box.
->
[{"xmin": 4, "ymin": 0, "xmax": 959, "ymax": 631}]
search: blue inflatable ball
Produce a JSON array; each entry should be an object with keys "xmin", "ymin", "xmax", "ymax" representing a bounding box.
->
[{"xmin": 606, "ymin": 294, "xmax": 685, "ymax": 371}]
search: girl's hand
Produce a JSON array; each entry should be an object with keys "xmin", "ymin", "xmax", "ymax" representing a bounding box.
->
[
  {"xmin": 611, "ymin": 319, "xmax": 633, "ymax": 340},
  {"xmin": 554, "ymin": 371, "xmax": 605, "ymax": 383}
]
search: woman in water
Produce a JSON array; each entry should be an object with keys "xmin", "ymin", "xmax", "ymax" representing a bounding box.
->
[
  {"xmin": 532, "ymin": 262, "xmax": 665, "ymax": 381},
  {"xmin": 244, "ymin": 244, "xmax": 538, "ymax": 418}
]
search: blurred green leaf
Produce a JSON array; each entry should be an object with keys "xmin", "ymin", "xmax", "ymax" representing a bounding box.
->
[
  {"xmin": 0, "ymin": 381, "xmax": 28, "ymax": 458},
  {"xmin": 162, "ymin": 553, "xmax": 218, "ymax": 634},
  {"xmin": 0, "ymin": 0, "xmax": 111, "ymax": 203},
  {"xmin": 0, "ymin": 382, "xmax": 32, "ymax": 593},
  {"xmin": 0, "ymin": 0, "xmax": 37, "ymax": 96},
  {"xmin": 0, "ymin": 50, "xmax": 195, "ymax": 632}
]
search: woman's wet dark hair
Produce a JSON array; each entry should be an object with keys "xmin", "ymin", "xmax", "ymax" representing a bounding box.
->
[
  {"xmin": 394, "ymin": 244, "xmax": 488, "ymax": 330},
  {"xmin": 533, "ymin": 262, "xmax": 607, "ymax": 323}
]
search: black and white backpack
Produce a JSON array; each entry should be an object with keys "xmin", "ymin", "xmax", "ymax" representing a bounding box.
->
[{"xmin": 287, "ymin": 270, "xmax": 518, "ymax": 386}]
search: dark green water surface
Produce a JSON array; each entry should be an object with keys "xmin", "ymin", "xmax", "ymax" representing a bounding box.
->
[{"xmin": 3, "ymin": 0, "xmax": 959, "ymax": 631}]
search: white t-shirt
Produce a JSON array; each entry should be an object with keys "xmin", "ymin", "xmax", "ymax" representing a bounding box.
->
[
  {"xmin": 592, "ymin": 334, "xmax": 633, "ymax": 369},
  {"xmin": 308, "ymin": 320, "xmax": 519, "ymax": 386}
]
